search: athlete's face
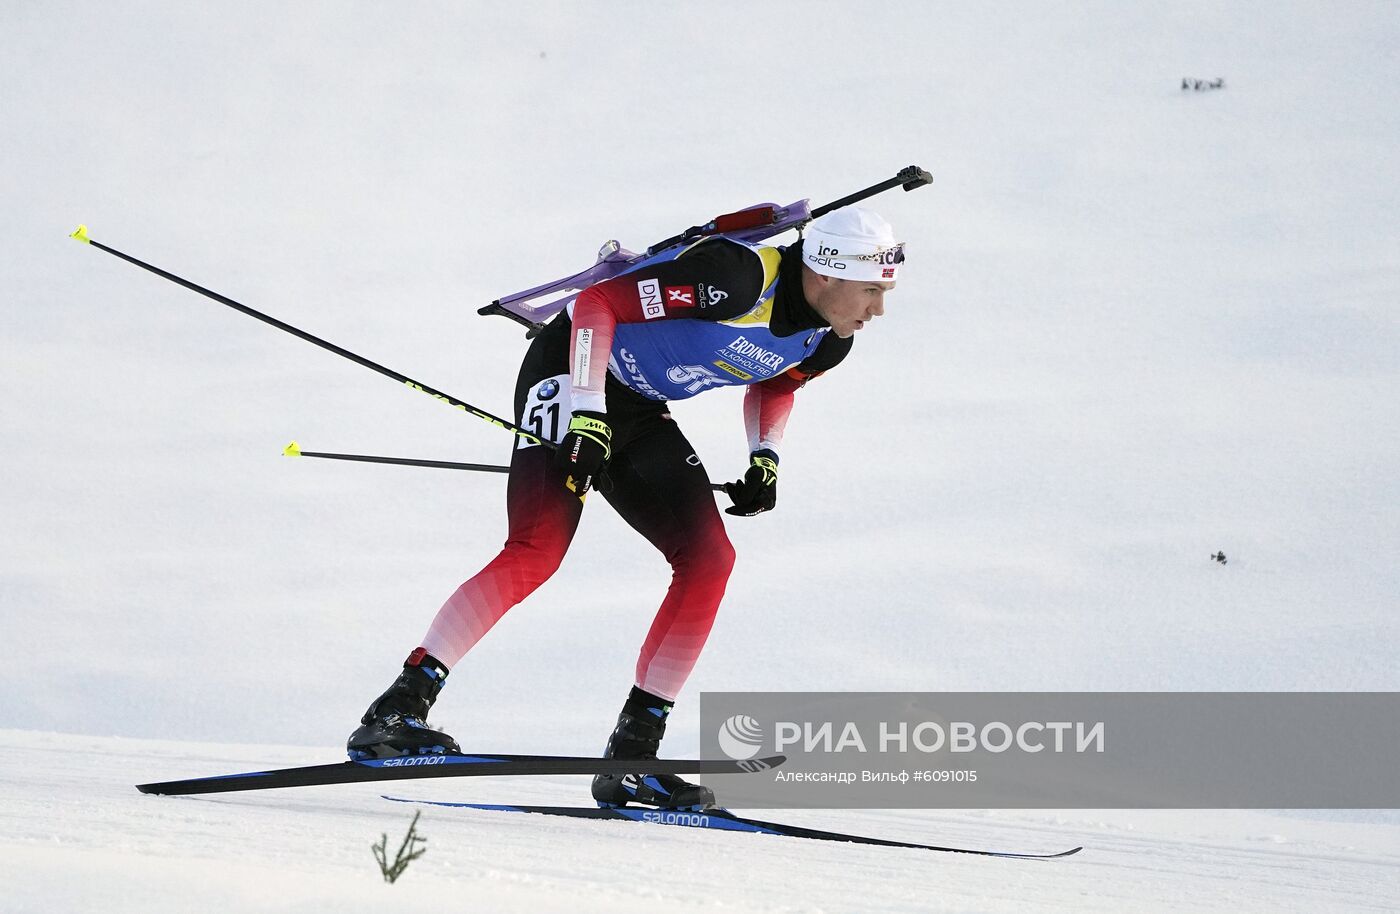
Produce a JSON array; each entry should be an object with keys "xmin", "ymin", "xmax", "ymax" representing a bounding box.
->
[{"xmin": 809, "ymin": 274, "xmax": 894, "ymax": 338}]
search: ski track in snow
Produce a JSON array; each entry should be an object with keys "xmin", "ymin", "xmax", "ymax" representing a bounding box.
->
[{"xmin": 3, "ymin": 730, "xmax": 1398, "ymax": 913}]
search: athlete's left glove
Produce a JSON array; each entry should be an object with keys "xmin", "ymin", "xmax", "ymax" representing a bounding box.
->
[
  {"xmin": 724, "ymin": 449, "xmax": 779, "ymax": 516},
  {"xmin": 553, "ymin": 410, "xmax": 612, "ymax": 495}
]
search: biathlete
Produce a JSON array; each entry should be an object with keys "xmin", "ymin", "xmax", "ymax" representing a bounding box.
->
[{"xmin": 348, "ymin": 207, "xmax": 905, "ymax": 810}]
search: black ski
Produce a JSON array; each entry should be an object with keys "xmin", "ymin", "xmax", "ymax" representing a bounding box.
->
[
  {"xmin": 383, "ymin": 797, "xmax": 1083, "ymax": 859},
  {"xmin": 137, "ymin": 753, "xmax": 785, "ymax": 797}
]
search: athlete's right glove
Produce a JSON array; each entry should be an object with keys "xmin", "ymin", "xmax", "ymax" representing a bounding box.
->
[
  {"xmin": 724, "ymin": 449, "xmax": 779, "ymax": 516},
  {"xmin": 553, "ymin": 410, "xmax": 612, "ymax": 495}
]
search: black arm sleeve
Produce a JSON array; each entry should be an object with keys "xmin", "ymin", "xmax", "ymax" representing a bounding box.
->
[
  {"xmin": 611, "ymin": 237, "xmax": 767, "ymax": 323},
  {"xmin": 797, "ymin": 331, "xmax": 853, "ymax": 375}
]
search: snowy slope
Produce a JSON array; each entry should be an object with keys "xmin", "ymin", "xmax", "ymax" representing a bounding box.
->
[
  {"xmin": 6, "ymin": 729, "xmax": 1400, "ymax": 913},
  {"xmin": 2, "ymin": 1, "xmax": 1398, "ymax": 910}
]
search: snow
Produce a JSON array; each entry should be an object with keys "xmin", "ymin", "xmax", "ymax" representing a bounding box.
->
[
  {"xmin": 5, "ymin": 729, "xmax": 1400, "ymax": 913},
  {"xmin": 3, "ymin": 0, "xmax": 1399, "ymax": 910}
]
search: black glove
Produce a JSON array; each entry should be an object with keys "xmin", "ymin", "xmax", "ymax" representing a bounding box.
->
[
  {"xmin": 553, "ymin": 411, "xmax": 612, "ymax": 495},
  {"xmin": 724, "ymin": 449, "xmax": 779, "ymax": 516}
]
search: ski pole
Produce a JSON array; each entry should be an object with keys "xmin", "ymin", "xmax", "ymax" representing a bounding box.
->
[
  {"xmin": 283, "ymin": 441, "xmax": 512, "ymax": 474},
  {"xmin": 69, "ymin": 225, "xmax": 545, "ymax": 447},
  {"xmin": 283, "ymin": 442, "xmax": 729, "ymax": 492},
  {"xmin": 71, "ymin": 225, "xmax": 730, "ymax": 494}
]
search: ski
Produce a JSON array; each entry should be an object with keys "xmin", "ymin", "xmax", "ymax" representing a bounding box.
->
[
  {"xmin": 382, "ymin": 797, "xmax": 1083, "ymax": 860},
  {"xmin": 136, "ymin": 753, "xmax": 785, "ymax": 797}
]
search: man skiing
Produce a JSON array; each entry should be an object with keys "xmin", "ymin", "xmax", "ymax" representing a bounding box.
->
[{"xmin": 347, "ymin": 207, "xmax": 905, "ymax": 810}]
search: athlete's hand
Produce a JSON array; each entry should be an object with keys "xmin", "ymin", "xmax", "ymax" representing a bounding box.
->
[
  {"xmin": 724, "ymin": 449, "xmax": 778, "ymax": 516},
  {"xmin": 553, "ymin": 411, "xmax": 612, "ymax": 495}
]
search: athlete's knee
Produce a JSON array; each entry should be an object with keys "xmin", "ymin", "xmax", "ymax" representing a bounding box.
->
[
  {"xmin": 491, "ymin": 537, "xmax": 570, "ymax": 592},
  {"xmin": 712, "ymin": 535, "xmax": 737, "ymax": 578},
  {"xmin": 671, "ymin": 529, "xmax": 736, "ymax": 583}
]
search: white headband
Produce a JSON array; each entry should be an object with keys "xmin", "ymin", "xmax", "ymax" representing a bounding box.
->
[{"xmin": 802, "ymin": 207, "xmax": 904, "ymax": 282}]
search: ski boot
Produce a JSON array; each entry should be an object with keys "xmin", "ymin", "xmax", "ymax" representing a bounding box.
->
[
  {"xmin": 591, "ymin": 686, "xmax": 716, "ymax": 810},
  {"xmin": 346, "ymin": 648, "xmax": 460, "ymax": 760}
]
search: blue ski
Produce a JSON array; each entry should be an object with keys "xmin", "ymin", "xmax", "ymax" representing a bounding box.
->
[
  {"xmin": 382, "ymin": 797, "xmax": 1083, "ymax": 859},
  {"xmin": 137, "ymin": 753, "xmax": 784, "ymax": 797}
]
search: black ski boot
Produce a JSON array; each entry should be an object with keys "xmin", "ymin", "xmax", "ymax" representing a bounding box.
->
[
  {"xmin": 591, "ymin": 686, "xmax": 716, "ymax": 810},
  {"xmin": 346, "ymin": 649, "xmax": 461, "ymax": 760}
]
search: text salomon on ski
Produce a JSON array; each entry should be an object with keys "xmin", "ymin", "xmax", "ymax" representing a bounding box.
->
[
  {"xmin": 382, "ymin": 798, "xmax": 1083, "ymax": 859},
  {"xmin": 137, "ymin": 753, "xmax": 784, "ymax": 796}
]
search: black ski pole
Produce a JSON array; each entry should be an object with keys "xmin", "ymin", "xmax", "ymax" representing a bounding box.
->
[
  {"xmin": 283, "ymin": 442, "xmax": 728, "ymax": 492},
  {"xmin": 69, "ymin": 225, "xmax": 545, "ymax": 447},
  {"xmin": 283, "ymin": 441, "xmax": 512, "ymax": 474}
]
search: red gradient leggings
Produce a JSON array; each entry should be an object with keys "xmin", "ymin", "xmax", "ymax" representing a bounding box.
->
[{"xmin": 417, "ymin": 317, "xmax": 735, "ymax": 701}]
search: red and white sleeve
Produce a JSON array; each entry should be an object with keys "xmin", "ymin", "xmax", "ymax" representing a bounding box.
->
[{"xmin": 742, "ymin": 370, "xmax": 809, "ymax": 454}]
